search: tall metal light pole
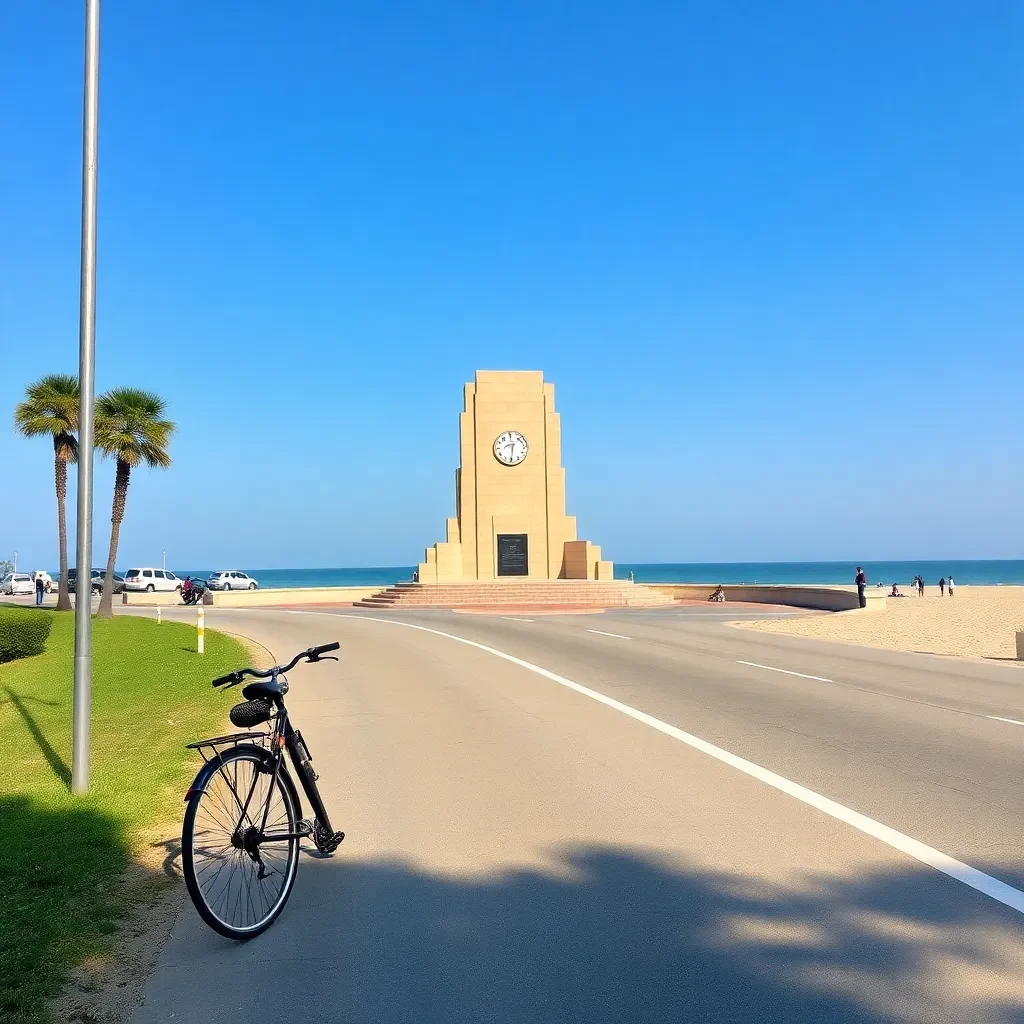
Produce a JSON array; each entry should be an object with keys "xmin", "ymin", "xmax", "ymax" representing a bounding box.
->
[{"xmin": 73, "ymin": 0, "xmax": 101, "ymax": 795}]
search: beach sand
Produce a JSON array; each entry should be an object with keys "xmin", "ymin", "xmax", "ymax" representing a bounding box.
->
[{"xmin": 740, "ymin": 586, "xmax": 1024, "ymax": 661}]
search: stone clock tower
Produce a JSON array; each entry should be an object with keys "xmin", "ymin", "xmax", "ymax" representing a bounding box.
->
[{"xmin": 418, "ymin": 370, "xmax": 613, "ymax": 583}]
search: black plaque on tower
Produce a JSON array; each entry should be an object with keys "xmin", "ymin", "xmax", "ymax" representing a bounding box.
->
[{"xmin": 496, "ymin": 534, "xmax": 529, "ymax": 576}]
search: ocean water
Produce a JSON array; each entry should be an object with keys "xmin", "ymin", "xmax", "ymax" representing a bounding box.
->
[
  {"xmin": 162, "ymin": 561, "xmax": 1024, "ymax": 588},
  {"xmin": 615, "ymin": 561, "xmax": 1024, "ymax": 586}
]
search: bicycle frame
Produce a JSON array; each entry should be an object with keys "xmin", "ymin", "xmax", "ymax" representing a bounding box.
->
[
  {"xmin": 262, "ymin": 713, "xmax": 337, "ymax": 842},
  {"xmin": 209, "ymin": 679, "xmax": 337, "ymax": 845}
]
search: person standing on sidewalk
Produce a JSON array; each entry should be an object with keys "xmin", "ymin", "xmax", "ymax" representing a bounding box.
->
[
  {"xmin": 34, "ymin": 574, "xmax": 45, "ymax": 607},
  {"xmin": 855, "ymin": 566, "xmax": 867, "ymax": 608}
]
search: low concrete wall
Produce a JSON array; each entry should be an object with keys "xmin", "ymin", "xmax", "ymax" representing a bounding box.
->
[
  {"xmin": 643, "ymin": 583, "xmax": 887, "ymax": 612},
  {"xmin": 124, "ymin": 586, "xmax": 381, "ymax": 607},
  {"xmin": 124, "ymin": 581, "xmax": 886, "ymax": 613}
]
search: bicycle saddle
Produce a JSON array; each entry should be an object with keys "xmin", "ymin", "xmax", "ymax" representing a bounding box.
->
[{"xmin": 242, "ymin": 677, "xmax": 288, "ymax": 701}]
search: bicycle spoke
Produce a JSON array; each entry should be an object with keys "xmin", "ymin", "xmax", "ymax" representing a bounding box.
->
[
  {"xmin": 202, "ymin": 855, "xmax": 236, "ymax": 915},
  {"xmin": 209, "ymin": 780, "xmax": 238, "ymax": 821},
  {"xmin": 197, "ymin": 803, "xmax": 235, "ymax": 839},
  {"xmin": 186, "ymin": 751, "xmax": 299, "ymax": 936},
  {"xmin": 199, "ymin": 856, "xmax": 232, "ymax": 905},
  {"xmin": 244, "ymin": 865, "xmax": 257, "ymax": 927},
  {"xmin": 194, "ymin": 851, "xmax": 233, "ymax": 877},
  {"xmin": 202, "ymin": 783, "xmax": 241, "ymax": 834}
]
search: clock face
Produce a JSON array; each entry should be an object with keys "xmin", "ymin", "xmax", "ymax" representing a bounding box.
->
[{"xmin": 493, "ymin": 430, "xmax": 528, "ymax": 466}]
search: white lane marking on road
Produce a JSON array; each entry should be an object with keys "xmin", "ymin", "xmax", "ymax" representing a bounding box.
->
[
  {"xmin": 987, "ymin": 716, "xmax": 1024, "ymax": 727},
  {"xmin": 587, "ymin": 629, "xmax": 632, "ymax": 640},
  {"xmin": 501, "ymin": 617, "xmax": 535, "ymax": 622},
  {"xmin": 737, "ymin": 660, "xmax": 832, "ymax": 683},
  {"xmin": 357, "ymin": 615, "xmax": 1024, "ymax": 917}
]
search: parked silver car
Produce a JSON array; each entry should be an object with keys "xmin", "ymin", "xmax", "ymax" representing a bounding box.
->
[{"xmin": 207, "ymin": 571, "xmax": 259, "ymax": 591}]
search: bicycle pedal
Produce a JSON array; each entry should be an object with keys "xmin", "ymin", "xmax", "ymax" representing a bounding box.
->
[{"xmin": 312, "ymin": 824, "xmax": 345, "ymax": 854}]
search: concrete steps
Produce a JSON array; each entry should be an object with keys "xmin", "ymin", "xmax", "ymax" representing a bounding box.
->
[{"xmin": 353, "ymin": 581, "xmax": 674, "ymax": 610}]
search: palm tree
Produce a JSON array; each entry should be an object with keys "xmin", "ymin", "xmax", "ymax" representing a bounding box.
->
[
  {"xmin": 95, "ymin": 388, "xmax": 175, "ymax": 618},
  {"xmin": 14, "ymin": 375, "xmax": 79, "ymax": 611}
]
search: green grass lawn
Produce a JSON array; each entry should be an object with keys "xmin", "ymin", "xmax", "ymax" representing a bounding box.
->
[{"xmin": 0, "ymin": 608, "xmax": 248, "ymax": 1024}]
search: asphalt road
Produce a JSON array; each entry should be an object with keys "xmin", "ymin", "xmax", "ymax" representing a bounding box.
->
[{"xmin": 128, "ymin": 604, "xmax": 1024, "ymax": 1023}]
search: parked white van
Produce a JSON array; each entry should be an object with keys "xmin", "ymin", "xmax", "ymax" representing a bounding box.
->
[{"xmin": 124, "ymin": 568, "xmax": 182, "ymax": 593}]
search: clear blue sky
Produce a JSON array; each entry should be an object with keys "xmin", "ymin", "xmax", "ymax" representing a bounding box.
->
[{"xmin": 2, "ymin": 2, "xmax": 1022, "ymax": 570}]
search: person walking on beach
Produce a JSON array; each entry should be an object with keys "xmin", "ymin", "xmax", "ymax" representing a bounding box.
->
[
  {"xmin": 947, "ymin": 575, "xmax": 955, "ymax": 597},
  {"xmin": 855, "ymin": 566, "xmax": 867, "ymax": 608},
  {"xmin": 34, "ymin": 573, "xmax": 45, "ymax": 607},
  {"xmin": 918, "ymin": 575, "xmax": 925, "ymax": 596},
  {"xmin": 939, "ymin": 577, "xmax": 946, "ymax": 596}
]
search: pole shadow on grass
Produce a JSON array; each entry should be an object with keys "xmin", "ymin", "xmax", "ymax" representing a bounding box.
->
[{"xmin": 2, "ymin": 686, "xmax": 71, "ymax": 788}]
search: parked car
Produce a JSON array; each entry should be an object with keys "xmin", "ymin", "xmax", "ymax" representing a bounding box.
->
[
  {"xmin": 1, "ymin": 572, "xmax": 34, "ymax": 596},
  {"xmin": 124, "ymin": 568, "xmax": 183, "ymax": 593},
  {"xmin": 207, "ymin": 571, "xmax": 259, "ymax": 591},
  {"xmin": 93, "ymin": 571, "xmax": 125, "ymax": 594},
  {"xmin": 65, "ymin": 568, "xmax": 126, "ymax": 594}
]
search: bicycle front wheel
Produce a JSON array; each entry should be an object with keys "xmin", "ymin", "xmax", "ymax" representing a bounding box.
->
[{"xmin": 182, "ymin": 747, "xmax": 300, "ymax": 939}]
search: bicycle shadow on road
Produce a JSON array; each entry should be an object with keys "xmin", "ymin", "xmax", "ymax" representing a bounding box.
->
[{"xmin": 135, "ymin": 844, "xmax": 1024, "ymax": 1024}]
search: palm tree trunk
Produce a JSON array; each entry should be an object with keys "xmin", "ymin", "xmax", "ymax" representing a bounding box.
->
[
  {"xmin": 54, "ymin": 450, "xmax": 72, "ymax": 612},
  {"xmin": 96, "ymin": 460, "xmax": 131, "ymax": 619}
]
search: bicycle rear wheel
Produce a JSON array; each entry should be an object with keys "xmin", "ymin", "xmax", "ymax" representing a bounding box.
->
[{"xmin": 182, "ymin": 747, "xmax": 300, "ymax": 939}]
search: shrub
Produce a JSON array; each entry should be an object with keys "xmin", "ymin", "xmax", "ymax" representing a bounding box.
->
[{"xmin": 0, "ymin": 607, "xmax": 54, "ymax": 663}]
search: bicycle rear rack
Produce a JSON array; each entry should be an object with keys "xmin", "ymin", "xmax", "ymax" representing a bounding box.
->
[{"xmin": 186, "ymin": 731, "xmax": 270, "ymax": 763}]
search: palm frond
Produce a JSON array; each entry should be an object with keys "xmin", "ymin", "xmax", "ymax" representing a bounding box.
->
[
  {"xmin": 14, "ymin": 374, "xmax": 80, "ymax": 447},
  {"xmin": 95, "ymin": 387, "xmax": 175, "ymax": 469}
]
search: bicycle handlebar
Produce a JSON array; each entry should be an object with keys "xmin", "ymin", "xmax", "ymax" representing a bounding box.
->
[{"xmin": 211, "ymin": 642, "xmax": 340, "ymax": 688}]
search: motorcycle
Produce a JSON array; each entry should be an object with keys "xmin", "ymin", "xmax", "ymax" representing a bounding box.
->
[{"xmin": 181, "ymin": 580, "xmax": 206, "ymax": 606}]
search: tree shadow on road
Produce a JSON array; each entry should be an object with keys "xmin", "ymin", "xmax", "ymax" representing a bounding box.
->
[{"xmin": 141, "ymin": 844, "xmax": 1024, "ymax": 1024}]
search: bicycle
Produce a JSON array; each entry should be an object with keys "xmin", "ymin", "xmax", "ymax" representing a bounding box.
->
[{"xmin": 180, "ymin": 642, "xmax": 346, "ymax": 939}]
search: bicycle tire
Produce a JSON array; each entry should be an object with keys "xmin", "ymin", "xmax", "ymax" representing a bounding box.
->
[{"xmin": 181, "ymin": 745, "xmax": 301, "ymax": 940}]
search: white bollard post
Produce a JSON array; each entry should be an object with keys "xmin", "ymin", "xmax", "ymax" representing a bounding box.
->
[
  {"xmin": 157, "ymin": 606, "xmax": 161, "ymax": 625},
  {"xmin": 197, "ymin": 606, "xmax": 205, "ymax": 654}
]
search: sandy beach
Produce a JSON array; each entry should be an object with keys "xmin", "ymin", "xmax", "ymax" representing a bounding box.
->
[{"xmin": 741, "ymin": 585, "xmax": 1024, "ymax": 660}]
